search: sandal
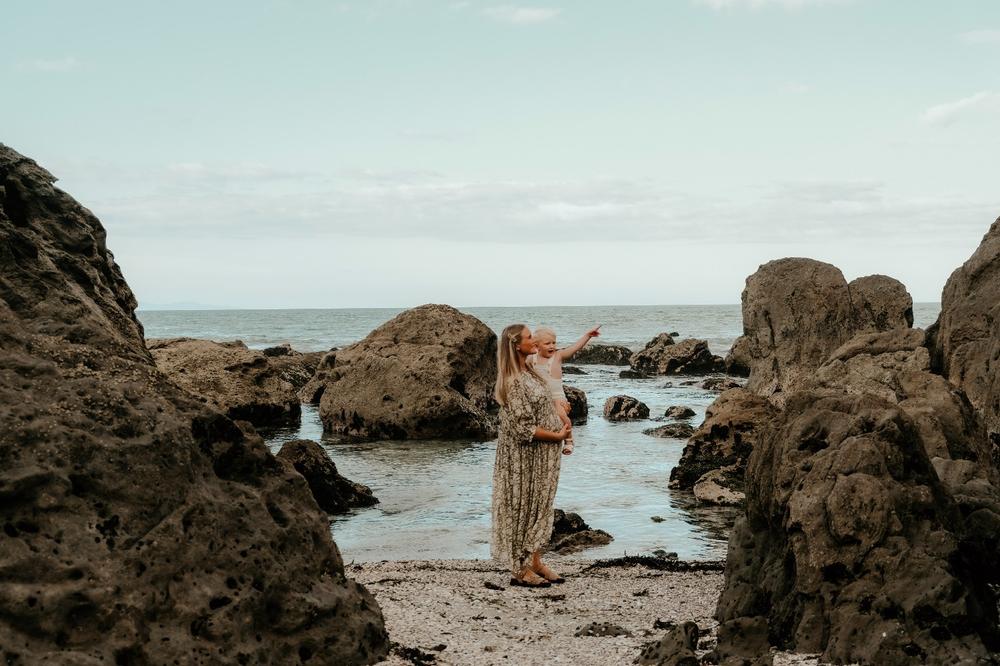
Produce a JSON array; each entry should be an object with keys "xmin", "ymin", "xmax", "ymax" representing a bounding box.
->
[
  {"xmin": 510, "ymin": 570, "xmax": 552, "ymax": 588},
  {"xmin": 562, "ymin": 438, "xmax": 575, "ymax": 455},
  {"xmin": 534, "ymin": 564, "xmax": 566, "ymax": 584}
]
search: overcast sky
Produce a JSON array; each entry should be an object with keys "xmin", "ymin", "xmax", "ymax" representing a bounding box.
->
[{"xmin": 4, "ymin": 0, "xmax": 999, "ymax": 308}]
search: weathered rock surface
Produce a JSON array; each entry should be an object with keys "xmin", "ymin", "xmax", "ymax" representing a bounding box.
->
[
  {"xmin": 643, "ymin": 423, "xmax": 696, "ymax": 439},
  {"xmin": 692, "ymin": 467, "xmax": 744, "ymax": 507},
  {"xmin": 929, "ymin": 216, "xmax": 1000, "ymax": 443},
  {"xmin": 271, "ymin": 348, "xmax": 326, "ymax": 392},
  {"xmin": 276, "ymin": 439, "xmax": 378, "ymax": 514},
  {"xmin": 669, "ymin": 389, "xmax": 777, "ymax": 492},
  {"xmin": 631, "ymin": 336, "xmax": 724, "ymax": 375},
  {"xmin": 715, "ymin": 391, "xmax": 1000, "ymax": 664},
  {"xmin": 849, "ymin": 274, "xmax": 914, "ymax": 332},
  {"xmin": 569, "ymin": 343, "xmax": 633, "ymax": 365},
  {"xmin": 665, "ymin": 405, "xmax": 696, "ymax": 420},
  {"xmin": 299, "ymin": 349, "xmax": 338, "ymax": 403},
  {"xmin": 809, "ymin": 328, "xmax": 931, "ymax": 403},
  {"xmin": 724, "ymin": 336, "xmax": 751, "ymax": 377},
  {"xmin": 316, "ymin": 304, "xmax": 498, "ymax": 441},
  {"xmin": 620, "ymin": 369, "xmax": 651, "ymax": 379},
  {"xmin": 0, "ymin": 145, "xmax": 387, "ymax": 664},
  {"xmin": 700, "ymin": 376, "xmax": 743, "ymax": 393},
  {"xmin": 147, "ymin": 337, "xmax": 301, "ymax": 426},
  {"xmin": 564, "ymin": 385, "xmax": 588, "ymax": 425},
  {"xmin": 562, "ymin": 365, "xmax": 587, "ymax": 375},
  {"xmin": 546, "ymin": 509, "xmax": 614, "ymax": 553},
  {"xmin": 636, "ymin": 621, "xmax": 699, "ymax": 666},
  {"xmin": 603, "ymin": 395, "xmax": 650, "ymax": 421}
]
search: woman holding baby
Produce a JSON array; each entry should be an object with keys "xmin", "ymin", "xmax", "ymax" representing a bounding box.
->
[{"xmin": 490, "ymin": 323, "xmax": 600, "ymax": 587}]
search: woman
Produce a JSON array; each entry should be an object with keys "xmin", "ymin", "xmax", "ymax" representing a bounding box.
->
[{"xmin": 491, "ymin": 324, "xmax": 573, "ymax": 587}]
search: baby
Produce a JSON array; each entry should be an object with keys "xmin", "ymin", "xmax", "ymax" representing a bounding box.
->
[{"xmin": 531, "ymin": 324, "xmax": 601, "ymax": 454}]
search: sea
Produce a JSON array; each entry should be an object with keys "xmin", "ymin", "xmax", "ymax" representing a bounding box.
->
[{"xmin": 138, "ymin": 303, "xmax": 941, "ymax": 563}]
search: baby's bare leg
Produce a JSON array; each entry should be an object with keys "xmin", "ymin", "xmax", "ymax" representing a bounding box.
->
[{"xmin": 554, "ymin": 401, "xmax": 574, "ymax": 454}]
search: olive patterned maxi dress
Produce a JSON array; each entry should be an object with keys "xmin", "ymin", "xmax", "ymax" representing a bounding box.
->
[{"xmin": 491, "ymin": 371, "xmax": 564, "ymax": 575}]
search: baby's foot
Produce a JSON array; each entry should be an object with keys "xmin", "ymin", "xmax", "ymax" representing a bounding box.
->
[{"xmin": 562, "ymin": 439, "xmax": 575, "ymax": 455}]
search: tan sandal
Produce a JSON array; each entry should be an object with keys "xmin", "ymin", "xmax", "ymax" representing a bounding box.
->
[
  {"xmin": 510, "ymin": 570, "xmax": 551, "ymax": 588},
  {"xmin": 534, "ymin": 564, "xmax": 565, "ymax": 584},
  {"xmin": 562, "ymin": 438, "xmax": 575, "ymax": 455}
]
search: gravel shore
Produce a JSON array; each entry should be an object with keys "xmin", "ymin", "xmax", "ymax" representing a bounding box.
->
[{"xmin": 350, "ymin": 557, "xmax": 822, "ymax": 666}]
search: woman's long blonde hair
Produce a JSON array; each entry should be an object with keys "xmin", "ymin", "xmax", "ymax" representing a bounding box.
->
[{"xmin": 495, "ymin": 323, "xmax": 540, "ymax": 406}]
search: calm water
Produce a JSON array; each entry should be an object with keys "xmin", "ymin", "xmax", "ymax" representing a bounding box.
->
[{"xmin": 139, "ymin": 303, "xmax": 941, "ymax": 562}]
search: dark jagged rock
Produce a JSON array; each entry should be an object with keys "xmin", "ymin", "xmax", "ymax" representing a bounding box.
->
[
  {"xmin": 569, "ymin": 343, "xmax": 633, "ymax": 365},
  {"xmin": 603, "ymin": 395, "xmax": 650, "ymax": 421},
  {"xmin": 564, "ymin": 385, "xmax": 588, "ymax": 425},
  {"xmin": 664, "ymin": 405, "xmax": 695, "ymax": 420},
  {"xmin": 636, "ymin": 621, "xmax": 699, "ymax": 666},
  {"xmin": 849, "ymin": 274, "xmax": 914, "ymax": 332},
  {"xmin": 631, "ymin": 335, "xmax": 724, "ymax": 375},
  {"xmin": 562, "ymin": 365, "xmax": 587, "ymax": 375},
  {"xmin": 316, "ymin": 304, "xmax": 498, "ymax": 441},
  {"xmin": 724, "ymin": 336, "xmax": 751, "ymax": 377},
  {"xmin": 270, "ymin": 348, "xmax": 325, "ymax": 392},
  {"xmin": 547, "ymin": 509, "xmax": 613, "ymax": 553},
  {"xmin": 700, "ymin": 376, "xmax": 742, "ymax": 393},
  {"xmin": 643, "ymin": 423, "xmax": 696, "ymax": 439},
  {"xmin": 704, "ymin": 617, "xmax": 773, "ymax": 666},
  {"xmin": 620, "ymin": 369, "xmax": 651, "ymax": 379},
  {"xmin": 276, "ymin": 439, "xmax": 378, "ymax": 514},
  {"xmin": 299, "ymin": 349, "xmax": 338, "ymax": 404},
  {"xmin": 575, "ymin": 622, "xmax": 632, "ymax": 638},
  {"xmin": 0, "ymin": 144, "xmax": 387, "ymax": 664},
  {"xmin": 147, "ymin": 337, "xmax": 301, "ymax": 426}
]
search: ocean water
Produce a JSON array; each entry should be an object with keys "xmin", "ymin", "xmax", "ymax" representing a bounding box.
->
[{"xmin": 138, "ymin": 303, "xmax": 941, "ymax": 562}]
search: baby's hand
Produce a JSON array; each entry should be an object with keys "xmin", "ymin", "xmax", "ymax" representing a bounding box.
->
[{"xmin": 586, "ymin": 325, "xmax": 601, "ymax": 338}]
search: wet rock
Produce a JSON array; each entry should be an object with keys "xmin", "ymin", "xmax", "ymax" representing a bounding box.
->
[
  {"xmin": 670, "ymin": 389, "xmax": 777, "ymax": 492},
  {"xmin": 562, "ymin": 365, "xmax": 587, "ymax": 375},
  {"xmin": 547, "ymin": 509, "xmax": 614, "ymax": 553},
  {"xmin": 692, "ymin": 467, "xmax": 744, "ymax": 506},
  {"xmin": 276, "ymin": 439, "xmax": 378, "ymax": 514},
  {"xmin": 575, "ymin": 622, "xmax": 632, "ymax": 638},
  {"xmin": 929, "ymin": 216, "xmax": 1000, "ymax": 442},
  {"xmin": 643, "ymin": 423, "xmax": 696, "ymax": 439},
  {"xmin": 636, "ymin": 620, "xmax": 699, "ymax": 666},
  {"xmin": 316, "ymin": 304, "xmax": 498, "ymax": 441},
  {"xmin": 603, "ymin": 395, "xmax": 650, "ymax": 421},
  {"xmin": 263, "ymin": 343, "xmax": 293, "ymax": 356},
  {"xmin": 664, "ymin": 405, "xmax": 695, "ymax": 420},
  {"xmin": 700, "ymin": 376, "xmax": 742, "ymax": 393},
  {"xmin": 620, "ymin": 369, "xmax": 651, "ymax": 379},
  {"xmin": 849, "ymin": 274, "xmax": 914, "ymax": 332},
  {"xmin": 631, "ymin": 336, "xmax": 724, "ymax": 375},
  {"xmin": 569, "ymin": 343, "xmax": 633, "ymax": 365},
  {"xmin": 147, "ymin": 337, "xmax": 301, "ymax": 426},
  {"xmin": 715, "ymin": 391, "xmax": 1000, "ymax": 664},
  {"xmin": 564, "ymin": 385, "xmax": 588, "ymax": 425},
  {"xmin": 270, "ymin": 348, "xmax": 325, "ymax": 392},
  {"xmin": 724, "ymin": 336, "xmax": 751, "ymax": 377},
  {"xmin": 0, "ymin": 144, "xmax": 387, "ymax": 664}
]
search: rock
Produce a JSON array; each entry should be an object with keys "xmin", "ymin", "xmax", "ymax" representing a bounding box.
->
[
  {"xmin": 562, "ymin": 365, "xmax": 587, "ymax": 375},
  {"xmin": 670, "ymin": 389, "xmax": 777, "ymax": 492},
  {"xmin": 276, "ymin": 439, "xmax": 378, "ymax": 514},
  {"xmin": 603, "ymin": 395, "xmax": 650, "ymax": 421},
  {"xmin": 692, "ymin": 468, "xmax": 744, "ymax": 506},
  {"xmin": 631, "ymin": 336, "xmax": 725, "ymax": 375},
  {"xmin": 651, "ymin": 516, "xmax": 665, "ymax": 523},
  {"xmin": 700, "ymin": 376, "xmax": 742, "ymax": 393},
  {"xmin": 270, "ymin": 349, "xmax": 325, "ymax": 392},
  {"xmin": 547, "ymin": 509, "xmax": 614, "ymax": 553},
  {"xmin": 574, "ymin": 622, "xmax": 632, "ymax": 638},
  {"xmin": 643, "ymin": 423, "xmax": 696, "ymax": 439},
  {"xmin": 316, "ymin": 304, "xmax": 498, "ymax": 441},
  {"xmin": 849, "ymin": 274, "xmax": 914, "ymax": 332},
  {"xmin": 147, "ymin": 337, "xmax": 302, "ymax": 426},
  {"xmin": 715, "ymin": 391, "xmax": 1000, "ymax": 664},
  {"xmin": 299, "ymin": 349, "xmax": 338, "ymax": 404},
  {"xmin": 664, "ymin": 405, "xmax": 696, "ymax": 419},
  {"xmin": 564, "ymin": 385, "xmax": 588, "ymax": 425},
  {"xmin": 669, "ymin": 332, "xmax": 680, "ymax": 337},
  {"xmin": 569, "ymin": 343, "xmax": 633, "ymax": 365},
  {"xmin": 809, "ymin": 328, "xmax": 931, "ymax": 403},
  {"xmin": 262, "ymin": 343, "xmax": 293, "ymax": 356},
  {"xmin": 636, "ymin": 621, "xmax": 699, "ymax": 666},
  {"xmin": 620, "ymin": 369, "xmax": 651, "ymax": 379},
  {"xmin": 708, "ymin": 617, "xmax": 773, "ymax": 666},
  {"xmin": 724, "ymin": 336, "xmax": 751, "ymax": 377},
  {"xmin": 0, "ymin": 145, "xmax": 387, "ymax": 664},
  {"xmin": 929, "ymin": 216, "xmax": 1000, "ymax": 442}
]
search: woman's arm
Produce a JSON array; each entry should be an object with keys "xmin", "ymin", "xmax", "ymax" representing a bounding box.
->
[
  {"xmin": 533, "ymin": 424, "xmax": 572, "ymax": 442},
  {"xmin": 557, "ymin": 325, "xmax": 601, "ymax": 361}
]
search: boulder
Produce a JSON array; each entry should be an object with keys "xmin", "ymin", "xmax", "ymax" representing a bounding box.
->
[
  {"xmin": 700, "ymin": 376, "xmax": 742, "ymax": 392},
  {"xmin": 928, "ymin": 216, "xmax": 1000, "ymax": 442},
  {"xmin": 299, "ymin": 349, "xmax": 338, "ymax": 404},
  {"xmin": 569, "ymin": 343, "xmax": 633, "ymax": 365},
  {"xmin": 547, "ymin": 509, "xmax": 614, "ymax": 553},
  {"xmin": 270, "ymin": 348, "xmax": 326, "ymax": 392},
  {"xmin": 620, "ymin": 369, "xmax": 651, "ymax": 379},
  {"xmin": 316, "ymin": 304, "xmax": 498, "ymax": 441},
  {"xmin": 809, "ymin": 328, "xmax": 931, "ymax": 403},
  {"xmin": 692, "ymin": 467, "xmax": 744, "ymax": 506},
  {"xmin": 631, "ymin": 336, "xmax": 725, "ymax": 375},
  {"xmin": 564, "ymin": 385, "xmax": 588, "ymax": 425},
  {"xmin": 147, "ymin": 337, "xmax": 301, "ymax": 426},
  {"xmin": 562, "ymin": 365, "xmax": 587, "ymax": 375},
  {"xmin": 0, "ymin": 145, "xmax": 387, "ymax": 664},
  {"xmin": 636, "ymin": 621, "xmax": 699, "ymax": 666},
  {"xmin": 715, "ymin": 391, "xmax": 1000, "ymax": 664},
  {"xmin": 603, "ymin": 395, "xmax": 650, "ymax": 421},
  {"xmin": 643, "ymin": 423, "xmax": 696, "ymax": 439},
  {"xmin": 724, "ymin": 336, "xmax": 751, "ymax": 377},
  {"xmin": 664, "ymin": 405, "xmax": 696, "ymax": 420},
  {"xmin": 849, "ymin": 274, "xmax": 914, "ymax": 332},
  {"xmin": 670, "ymin": 389, "xmax": 777, "ymax": 492},
  {"xmin": 276, "ymin": 439, "xmax": 378, "ymax": 514}
]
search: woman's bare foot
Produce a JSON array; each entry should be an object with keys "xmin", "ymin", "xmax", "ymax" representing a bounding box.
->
[
  {"xmin": 510, "ymin": 569, "xmax": 551, "ymax": 587},
  {"xmin": 533, "ymin": 563, "xmax": 565, "ymax": 584}
]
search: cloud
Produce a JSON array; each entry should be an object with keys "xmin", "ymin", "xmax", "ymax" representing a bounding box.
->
[
  {"xmin": 14, "ymin": 56, "xmax": 81, "ymax": 72},
  {"xmin": 921, "ymin": 91, "xmax": 1000, "ymax": 126},
  {"xmin": 695, "ymin": 0, "xmax": 845, "ymax": 9},
  {"xmin": 959, "ymin": 29, "xmax": 1000, "ymax": 45},
  {"xmin": 482, "ymin": 6, "xmax": 561, "ymax": 24}
]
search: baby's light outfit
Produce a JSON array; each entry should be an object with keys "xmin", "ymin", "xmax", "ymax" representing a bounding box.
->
[{"xmin": 531, "ymin": 354, "xmax": 566, "ymax": 401}]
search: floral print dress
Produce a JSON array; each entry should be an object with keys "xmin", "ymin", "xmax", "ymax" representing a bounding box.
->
[{"xmin": 491, "ymin": 370, "xmax": 564, "ymax": 575}]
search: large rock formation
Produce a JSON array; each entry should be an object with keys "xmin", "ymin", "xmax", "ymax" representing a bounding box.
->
[
  {"xmin": 630, "ymin": 336, "xmax": 724, "ymax": 375},
  {"xmin": 147, "ymin": 337, "xmax": 302, "ymax": 426},
  {"xmin": 315, "ymin": 304, "xmax": 498, "ymax": 441},
  {"xmin": 0, "ymin": 145, "xmax": 388, "ymax": 663},
  {"xmin": 276, "ymin": 439, "xmax": 378, "ymax": 514},
  {"xmin": 724, "ymin": 335, "xmax": 751, "ymax": 377},
  {"xmin": 849, "ymin": 274, "xmax": 914, "ymax": 332},
  {"xmin": 929, "ymin": 217, "xmax": 1000, "ymax": 444},
  {"xmin": 569, "ymin": 343, "xmax": 633, "ymax": 365}
]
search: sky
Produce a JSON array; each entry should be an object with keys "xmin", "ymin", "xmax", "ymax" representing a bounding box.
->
[{"xmin": 3, "ymin": 0, "xmax": 999, "ymax": 308}]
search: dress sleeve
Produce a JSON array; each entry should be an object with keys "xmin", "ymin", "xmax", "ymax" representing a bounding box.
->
[{"xmin": 506, "ymin": 377, "xmax": 539, "ymax": 445}]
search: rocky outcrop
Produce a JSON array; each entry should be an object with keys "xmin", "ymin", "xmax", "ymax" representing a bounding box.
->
[
  {"xmin": 715, "ymin": 391, "xmax": 1000, "ymax": 664},
  {"xmin": 808, "ymin": 328, "xmax": 931, "ymax": 402},
  {"xmin": 692, "ymin": 467, "xmax": 744, "ymax": 507},
  {"xmin": 643, "ymin": 423, "xmax": 695, "ymax": 439},
  {"xmin": 669, "ymin": 389, "xmax": 776, "ymax": 492},
  {"xmin": 849, "ymin": 274, "xmax": 914, "ymax": 332},
  {"xmin": 700, "ymin": 376, "xmax": 742, "ymax": 392},
  {"xmin": 299, "ymin": 349, "xmax": 338, "ymax": 403},
  {"xmin": 316, "ymin": 304, "xmax": 498, "ymax": 441},
  {"xmin": 631, "ymin": 336, "xmax": 724, "ymax": 375},
  {"xmin": 636, "ymin": 621, "xmax": 700, "ymax": 666},
  {"xmin": 147, "ymin": 337, "xmax": 302, "ymax": 426},
  {"xmin": 929, "ymin": 217, "xmax": 1000, "ymax": 443},
  {"xmin": 664, "ymin": 405, "xmax": 695, "ymax": 420},
  {"xmin": 546, "ymin": 509, "xmax": 613, "ymax": 553},
  {"xmin": 276, "ymin": 439, "xmax": 378, "ymax": 514},
  {"xmin": 603, "ymin": 395, "xmax": 650, "ymax": 421},
  {"xmin": 270, "ymin": 348, "xmax": 326, "ymax": 392},
  {"xmin": 564, "ymin": 385, "xmax": 588, "ymax": 424},
  {"xmin": 724, "ymin": 336, "xmax": 751, "ymax": 377},
  {"xmin": 569, "ymin": 343, "xmax": 633, "ymax": 365},
  {"xmin": 0, "ymin": 145, "xmax": 387, "ymax": 664}
]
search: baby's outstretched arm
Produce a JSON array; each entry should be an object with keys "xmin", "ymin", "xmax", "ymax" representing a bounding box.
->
[{"xmin": 557, "ymin": 325, "xmax": 601, "ymax": 362}]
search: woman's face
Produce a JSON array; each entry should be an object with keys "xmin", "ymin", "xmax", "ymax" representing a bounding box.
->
[{"xmin": 516, "ymin": 327, "xmax": 537, "ymax": 356}]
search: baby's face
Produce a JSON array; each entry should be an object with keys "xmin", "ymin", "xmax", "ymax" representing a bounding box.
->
[{"xmin": 536, "ymin": 335, "xmax": 557, "ymax": 357}]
